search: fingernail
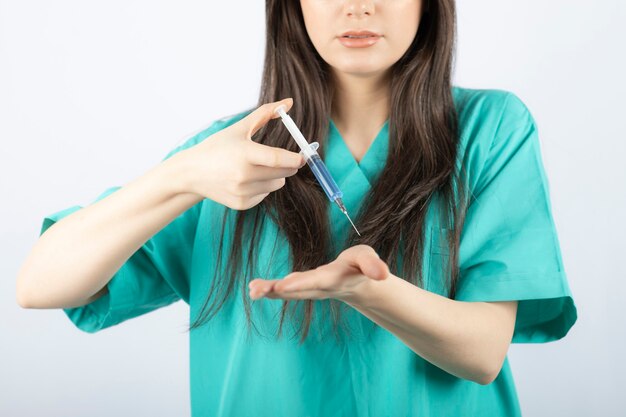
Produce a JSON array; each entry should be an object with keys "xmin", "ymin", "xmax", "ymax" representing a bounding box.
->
[{"xmin": 274, "ymin": 104, "xmax": 286, "ymax": 116}]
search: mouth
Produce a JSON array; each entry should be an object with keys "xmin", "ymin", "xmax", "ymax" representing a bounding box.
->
[
  {"xmin": 339, "ymin": 30, "xmax": 382, "ymax": 39},
  {"xmin": 337, "ymin": 30, "xmax": 382, "ymax": 48}
]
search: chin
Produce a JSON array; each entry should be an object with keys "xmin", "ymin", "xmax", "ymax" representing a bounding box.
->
[
  {"xmin": 327, "ymin": 57, "xmax": 389, "ymax": 76},
  {"xmin": 331, "ymin": 62, "xmax": 391, "ymax": 78}
]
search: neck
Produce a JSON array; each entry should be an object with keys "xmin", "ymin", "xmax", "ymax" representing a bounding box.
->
[{"xmin": 330, "ymin": 70, "xmax": 391, "ymax": 137}]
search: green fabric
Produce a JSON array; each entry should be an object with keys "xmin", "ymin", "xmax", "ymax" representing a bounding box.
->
[{"xmin": 40, "ymin": 87, "xmax": 577, "ymax": 416}]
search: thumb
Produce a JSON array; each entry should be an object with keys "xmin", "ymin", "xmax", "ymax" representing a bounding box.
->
[
  {"xmin": 241, "ymin": 97, "xmax": 294, "ymax": 139},
  {"xmin": 341, "ymin": 245, "xmax": 390, "ymax": 281}
]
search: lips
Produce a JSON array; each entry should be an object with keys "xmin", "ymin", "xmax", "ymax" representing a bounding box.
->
[
  {"xmin": 339, "ymin": 30, "xmax": 382, "ymax": 39},
  {"xmin": 338, "ymin": 30, "xmax": 382, "ymax": 48}
]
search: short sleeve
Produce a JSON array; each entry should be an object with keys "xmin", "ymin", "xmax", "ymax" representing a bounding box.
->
[
  {"xmin": 41, "ymin": 120, "xmax": 231, "ymax": 333},
  {"xmin": 456, "ymin": 92, "xmax": 578, "ymax": 343}
]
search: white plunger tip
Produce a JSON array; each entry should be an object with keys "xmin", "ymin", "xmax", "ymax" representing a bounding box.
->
[{"xmin": 275, "ymin": 104, "xmax": 287, "ymax": 117}]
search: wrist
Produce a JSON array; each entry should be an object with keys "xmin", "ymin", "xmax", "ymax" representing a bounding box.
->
[
  {"xmin": 158, "ymin": 151, "xmax": 203, "ymax": 205},
  {"xmin": 338, "ymin": 276, "xmax": 379, "ymax": 310}
]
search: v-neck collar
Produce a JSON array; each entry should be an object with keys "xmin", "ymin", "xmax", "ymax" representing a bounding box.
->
[
  {"xmin": 326, "ymin": 118, "xmax": 389, "ymax": 188},
  {"xmin": 322, "ymin": 118, "xmax": 390, "ymax": 252}
]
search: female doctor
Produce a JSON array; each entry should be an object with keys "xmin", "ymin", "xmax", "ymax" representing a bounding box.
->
[{"xmin": 17, "ymin": 0, "xmax": 577, "ymax": 416}]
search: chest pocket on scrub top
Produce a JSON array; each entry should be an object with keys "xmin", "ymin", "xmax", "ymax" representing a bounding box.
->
[{"xmin": 426, "ymin": 226, "xmax": 453, "ymax": 296}]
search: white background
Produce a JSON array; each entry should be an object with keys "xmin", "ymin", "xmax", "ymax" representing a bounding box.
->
[{"xmin": 1, "ymin": 1, "xmax": 624, "ymax": 416}]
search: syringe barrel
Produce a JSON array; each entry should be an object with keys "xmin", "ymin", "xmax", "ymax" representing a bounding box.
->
[{"xmin": 306, "ymin": 154, "xmax": 344, "ymax": 202}]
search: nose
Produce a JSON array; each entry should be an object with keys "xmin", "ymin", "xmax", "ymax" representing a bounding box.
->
[{"xmin": 343, "ymin": 0, "xmax": 375, "ymax": 18}]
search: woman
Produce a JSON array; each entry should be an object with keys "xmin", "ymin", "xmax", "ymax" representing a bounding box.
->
[{"xmin": 17, "ymin": 0, "xmax": 577, "ymax": 416}]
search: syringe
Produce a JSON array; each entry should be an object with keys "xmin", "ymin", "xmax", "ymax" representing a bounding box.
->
[{"xmin": 274, "ymin": 105, "xmax": 361, "ymax": 237}]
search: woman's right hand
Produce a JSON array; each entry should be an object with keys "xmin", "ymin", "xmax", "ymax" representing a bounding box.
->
[
  {"xmin": 173, "ymin": 98, "xmax": 306, "ymax": 210},
  {"xmin": 17, "ymin": 100, "xmax": 305, "ymax": 308}
]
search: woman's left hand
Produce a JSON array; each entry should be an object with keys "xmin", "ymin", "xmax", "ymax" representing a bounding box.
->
[{"xmin": 248, "ymin": 244, "xmax": 390, "ymax": 304}]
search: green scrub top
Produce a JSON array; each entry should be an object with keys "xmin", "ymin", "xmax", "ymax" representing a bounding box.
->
[{"xmin": 40, "ymin": 87, "xmax": 577, "ymax": 417}]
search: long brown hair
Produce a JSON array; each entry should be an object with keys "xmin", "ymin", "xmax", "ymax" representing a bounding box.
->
[{"xmin": 188, "ymin": 0, "xmax": 467, "ymax": 343}]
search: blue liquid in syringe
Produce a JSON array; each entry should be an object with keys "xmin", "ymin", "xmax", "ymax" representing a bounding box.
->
[
  {"xmin": 304, "ymin": 152, "xmax": 361, "ymax": 236},
  {"xmin": 306, "ymin": 154, "xmax": 343, "ymax": 202}
]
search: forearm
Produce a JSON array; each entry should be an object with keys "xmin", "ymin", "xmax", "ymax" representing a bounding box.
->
[
  {"xmin": 17, "ymin": 152, "xmax": 201, "ymax": 309},
  {"xmin": 342, "ymin": 274, "xmax": 517, "ymax": 385}
]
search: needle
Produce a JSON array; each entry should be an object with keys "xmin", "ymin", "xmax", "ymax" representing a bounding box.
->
[{"xmin": 336, "ymin": 198, "xmax": 361, "ymax": 236}]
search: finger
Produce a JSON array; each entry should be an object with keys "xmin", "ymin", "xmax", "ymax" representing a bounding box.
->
[
  {"xmin": 247, "ymin": 165, "xmax": 299, "ymax": 181},
  {"xmin": 249, "ymin": 278, "xmax": 278, "ymax": 292},
  {"xmin": 273, "ymin": 270, "xmax": 332, "ymax": 293},
  {"xmin": 251, "ymin": 275, "xmax": 328, "ymax": 300},
  {"xmin": 242, "ymin": 98, "xmax": 294, "ymax": 139},
  {"xmin": 341, "ymin": 245, "xmax": 390, "ymax": 280},
  {"xmin": 245, "ymin": 141, "xmax": 305, "ymax": 169},
  {"xmin": 237, "ymin": 177, "xmax": 286, "ymax": 197},
  {"xmin": 359, "ymin": 256, "xmax": 390, "ymax": 280},
  {"xmin": 263, "ymin": 290, "xmax": 327, "ymax": 300},
  {"xmin": 249, "ymin": 279, "xmax": 280, "ymax": 299},
  {"xmin": 237, "ymin": 192, "xmax": 270, "ymax": 209}
]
